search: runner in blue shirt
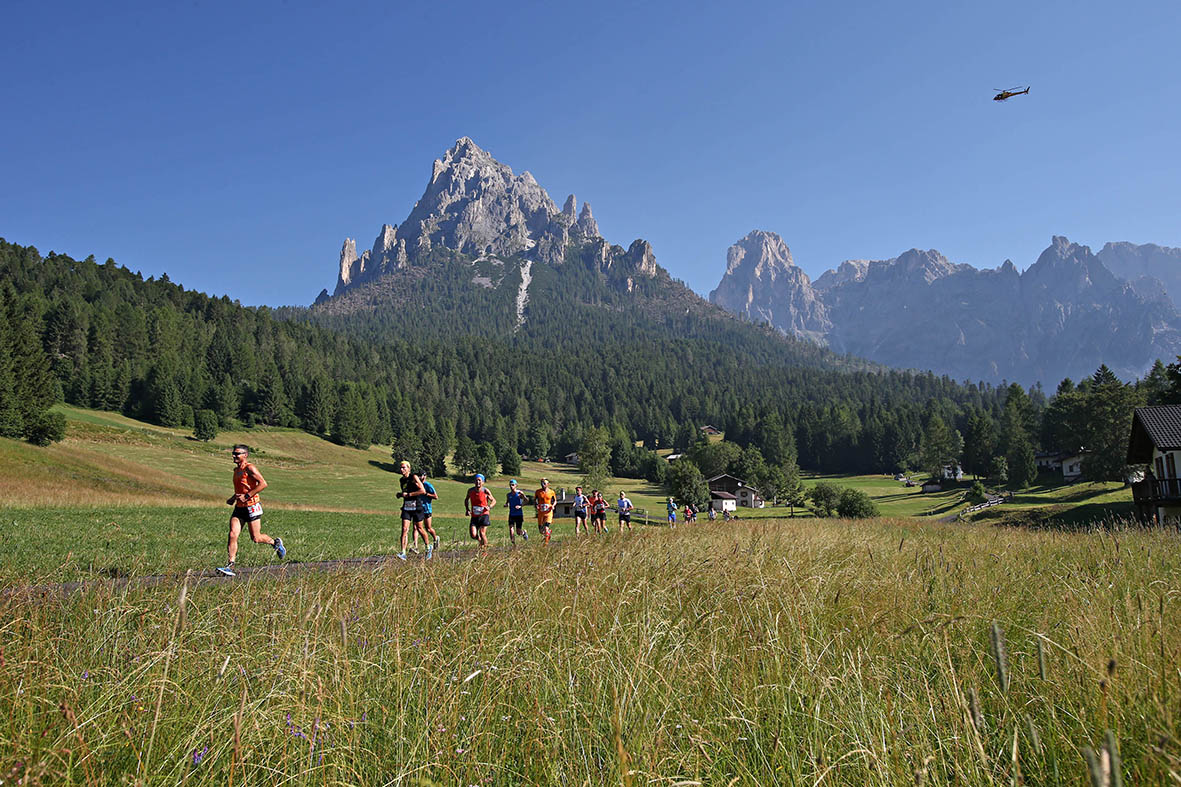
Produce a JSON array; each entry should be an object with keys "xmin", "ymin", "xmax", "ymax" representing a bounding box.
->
[
  {"xmin": 506, "ymin": 479, "xmax": 528, "ymax": 545},
  {"xmin": 416, "ymin": 472, "xmax": 440, "ymax": 556}
]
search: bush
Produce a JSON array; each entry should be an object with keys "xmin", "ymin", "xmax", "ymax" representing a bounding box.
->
[
  {"xmin": 809, "ymin": 481, "xmax": 841, "ymax": 517},
  {"xmin": 194, "ymin": 409, "xmax": 219, "ymax": 442},
  {"xmin": 26, "ymin": 411, "xmax": 67, "ymax": 446},
  {"xmin": 836, "ymin": 488, "xmax": 879, "ymax": 519},
  {"xmin": 968, "ymin": 480, "xmax": 987, "ymax": 503}
]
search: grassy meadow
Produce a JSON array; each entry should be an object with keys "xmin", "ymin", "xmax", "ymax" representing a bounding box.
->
[
  {"xmin": 2, "ymin": 518, "xmax": 1178, "ymax": 784},
  {"xmin": 0, "ymin": 407, "xmax": 680, "ymax": 584},
  {"xmin": 1, "ymin": 406, "xmax": 1176, "ymax": 784},
  {"xmin": 0, "ymin": 406, "xmax": 1146, "ymax": 584}
]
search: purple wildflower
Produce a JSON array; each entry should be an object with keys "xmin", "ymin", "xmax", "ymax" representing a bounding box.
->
[
  {"xmin": 81, "ymin": 670, "xmax": 89, "ymax": 680},
  {"xmin": 192, "ymin": 745, "xmax": 207, "ymax": 766}
]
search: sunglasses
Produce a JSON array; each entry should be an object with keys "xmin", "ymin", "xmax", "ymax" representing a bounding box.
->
[{"xmin": 232, "ymin": 452, "xmax": 246, "ymax": 457}]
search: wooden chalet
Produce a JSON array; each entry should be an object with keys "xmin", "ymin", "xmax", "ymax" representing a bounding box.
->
[{"xmin": 1127, "ymin": 405, "xmax": 1181, "ymax": 523}]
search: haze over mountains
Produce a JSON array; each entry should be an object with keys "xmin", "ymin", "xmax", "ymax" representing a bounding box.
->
[{"xmin": 710, "ymin": 231, "xmax": 1181, "ymax": 386}]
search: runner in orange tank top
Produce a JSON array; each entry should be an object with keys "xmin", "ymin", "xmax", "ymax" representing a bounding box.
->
[
  {"xmin": 217, "ymin": 445, "xmax": 286, "ymax": 576},
  {"xmin": 534, "ymin": 478, "xmax": 556, "ymax": 545}
]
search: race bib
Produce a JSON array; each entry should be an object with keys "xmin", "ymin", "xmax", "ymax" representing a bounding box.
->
[
  {"xmin": 246, "ymin": 502, "xmax": 263, "ymax": 518},
  {"xmin": 471, "ymin": 505, "xmax": 487, "ymax": 515},
  {"xmin": 402, "ymin": 500, "xmax": 418, "ymax": 511},
  {"xmin": 538, "ymin": 503, "xmax": 552, "ymax": 513}
]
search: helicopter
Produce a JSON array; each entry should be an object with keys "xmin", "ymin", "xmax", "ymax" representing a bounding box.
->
[{"xmin": 993, "ymin": 86, "xmax": 1030, "ymax": 102}]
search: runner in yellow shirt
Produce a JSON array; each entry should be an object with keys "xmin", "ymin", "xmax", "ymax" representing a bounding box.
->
[{"xmin": 534, "ymin": 478, "xmax": 556, "ymax": 545}]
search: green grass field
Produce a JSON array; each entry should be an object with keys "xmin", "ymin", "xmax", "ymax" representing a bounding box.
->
[
  {"xmin": 0, "ymin": 406, "xmax": 1143, "ymax": 584},
  {"xmin": 1, "ymin": 407, "xmax": 1176, "ymax": 784},
  {"xmin": 0, "ymin": 407, "xmax": 676, "ymax": 583},
  {"xmin": 2, "ymin": 519, "xmax": 1178, "ymax": 784}
]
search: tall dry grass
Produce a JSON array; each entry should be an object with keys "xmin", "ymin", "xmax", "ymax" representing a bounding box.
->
[{"xmin": 0, "ymin": 518, "xmax": 1177, "ymax": 784}]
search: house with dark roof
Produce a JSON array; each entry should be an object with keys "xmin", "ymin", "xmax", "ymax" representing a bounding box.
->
[
  {"xmin": 1127, "ymin": 405, "xmax": 1181, "ymax": 523},
  {"xmin": 706, "ymin": 473, "xmax": 765, "ymax": 508},
  {"xmin": 709, "ymin": 489, "xmax": 737, "ymax": 513}
]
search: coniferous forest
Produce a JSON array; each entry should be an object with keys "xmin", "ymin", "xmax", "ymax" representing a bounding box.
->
[{"xmin": 2, "ymin": 237, "xmax": 1174, "ymax": 491}]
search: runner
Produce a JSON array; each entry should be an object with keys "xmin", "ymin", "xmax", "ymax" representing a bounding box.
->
[
  {"xmin": 506, "ymin": 479, "xmax": 528, "ymax": 545},
  {"xmin": 534, "ymin": 477, "xmax": 556, "ymax": 544},
  {"xmin": 617, "ymin": 490, "xmax": 634, "ymax": 532},
  {"xmin": 666, "ymin": 497, "xmax": 677, "ymax": 529},
  {"xmin": 590, "ymin": 489, "xmax": 609, "ymax": 534},
  {"xmin": 683, "ymin": 502, "xmax": 694, "ymax": 524},
  {"xmin": 396, "ymin": 460, "xmax": 430, "ymax": 561},
  {"xmin": 217, "ymin": 445, "xmax": 285, "ymax": 576},
  {"xmin": 571, "ymin": 485, "xmax": 590, "ymax": 535},
  {"xmin": 465, "ymin": 473, "xmax": 496, "ymax": 552},
  {"xmin": 417, "ymin": 472, "xmax": 440, "ymax": 555}
]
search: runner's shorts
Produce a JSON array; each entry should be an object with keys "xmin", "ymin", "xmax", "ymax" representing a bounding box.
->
[
  {"xmin": 508, "ymin": 514, "xmax": 524, "ymax": 527},
  {"xmin": 233, "ymin": 505, "xmax": 262, "ymax": 523},
  {"xmin": 470, "ymin": 514, "xmax": 491, "ymax": 529}
]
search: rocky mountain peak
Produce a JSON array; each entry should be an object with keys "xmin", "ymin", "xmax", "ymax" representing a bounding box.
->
[
  {"xmin": 709, "ymin": 230, "xmax": 829, "ymax": 341},
  {"xmin": 885, "ymin": 248, "xmax": 959, "ymax": 285},
  {"xmin": 1097, "ymin": 241, "xmax": 1181, "ymax": 309},
  {"xmin": 1024, "ymin": 236, "xmax": 1118, "ymax": 295},
  {"xmin": 813, "ymin": 259, "xmax": 875, "ymax": 291},
  {"xmin": 576, "ymin": 202, "xmax": 600, "ymax": 237},
  {"xmin": 337, "ymin": 239, "xmax": 359, "ymax": 291},
  {"xmin": 623, "ymin": 239, "xmax": 658, "ymax": 277},
  {"xmin": 561, "ymin": 194, "xmax": 577, "ymax": 220},
  {"xmin": 722, "ymin": 230, "xmax": 795, "ymax": 278}
]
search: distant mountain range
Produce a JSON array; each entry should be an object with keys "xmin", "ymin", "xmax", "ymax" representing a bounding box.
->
[
  {"xmin": 313, "ymin": 137, "xmax": 1175, "ymax": 390},
  {"xmin": 710, "ymin": 231, "xmax": 1181, "ymax": 386}
]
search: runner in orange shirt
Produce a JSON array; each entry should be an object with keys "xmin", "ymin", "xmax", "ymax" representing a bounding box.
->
[
  {"xmin": 217, "ymin": 445, "xmax": 285, "ymax": 577},
  {"xmin": 534, "ymin": 478, "xmax": 556, "ymax": 544}
]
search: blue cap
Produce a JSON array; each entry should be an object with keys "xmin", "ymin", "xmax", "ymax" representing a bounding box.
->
[
  {"xmin": 509, "ymin": 479, "xmax": 517, "ymax": 485},
  {"xmin": 474, "ymin": 474, "xmax": 485, "ymax": 482}
]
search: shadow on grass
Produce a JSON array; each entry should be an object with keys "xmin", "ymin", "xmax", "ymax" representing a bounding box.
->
[
  {"xmin": 1007, "ymin": 482, "xmax": 1121, "ymax": 507},
  {"xmin": 922, "ymin": 497, "xmax": 966, "ymax": 517}
]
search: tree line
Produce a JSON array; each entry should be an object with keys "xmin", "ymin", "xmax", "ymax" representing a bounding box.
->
[{"xmin": 2, "ymin": 238, "xmax": 1171, "ymax": 494}]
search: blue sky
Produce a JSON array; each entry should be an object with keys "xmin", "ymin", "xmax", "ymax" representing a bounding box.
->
[{"xmin": 2, "ymin": 0, "xmax": 1178, "ymax": 306}]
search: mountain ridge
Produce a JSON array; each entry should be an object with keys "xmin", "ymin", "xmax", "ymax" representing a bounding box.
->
[{"xmin": 710, "ymin": 230, "xmax": 1181, "ymax": 385}]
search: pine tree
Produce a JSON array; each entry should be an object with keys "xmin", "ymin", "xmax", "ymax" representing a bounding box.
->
[{"xmin": 0, "ymin": 321, "xmax": 23, "ymax": 438}]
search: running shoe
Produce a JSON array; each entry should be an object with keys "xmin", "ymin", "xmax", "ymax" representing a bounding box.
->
[
  {"xmin": 396, "ymin": 552, "xmax": 408, "ymax": 561},
  {"xmin": 426, "ymin": 543, "xmax": 433, "ymax": 560},
  {"xmin": 273, "ymin": 537, "xmax": 286, "ymax": 559},
  {"xmin": 216, "ymin": 564, "xmax": 236, "ymax": 577},
  {"xmin": 522, "ymin": 530, "xmax": 528, "ymax": 541},
  {"xmin": 433, "ymin": 536, "xmax": 440, "ymax": 549}
]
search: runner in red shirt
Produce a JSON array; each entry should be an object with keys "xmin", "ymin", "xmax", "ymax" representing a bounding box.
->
[{"xmin": 465, "ymin": 474, "xmax": 496, "ymax": 551}]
